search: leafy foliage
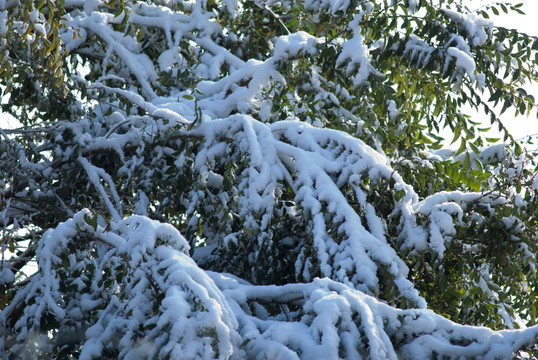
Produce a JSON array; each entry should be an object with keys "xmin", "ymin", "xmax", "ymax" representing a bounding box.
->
[{"xmin": 1, "ymin": 0, "xmax": 538, "ymax": 358}]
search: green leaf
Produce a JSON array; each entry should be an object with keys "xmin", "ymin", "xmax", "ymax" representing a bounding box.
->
[
  {"xmin": 500, "ymin": 98, "xmax": 512, "ymax": 115},
  {"xmin": 456, "ymin": 138, "xmax": 467, "ymax": 156},
  {"xmin": 488, "ymin": 90, "xmax": 502, "ymax": 103},
  {"xmin": 515, "ymin": 143, "xmax": 522, "ymax": 155},
  {"xmin": 472, "ymin": 158, "xmax": 483, "ymax": 172},
  {"xmin": 463, "ymin": 152, "xmax": 471, "ymax": 169},
  {"xmin": 304, "ymin": 19, "xmax": 315, "ymax": 34},
  {"xmin": 84, "ymin": 214, "xmax": 98, "ymax": 231},
  {"xmin": 451, "ymin": 125, "xmax": 461, "ymax": 144},
  {"xmin": 469, "ymin": 142, "xmax": 480, "ymax": 155}
]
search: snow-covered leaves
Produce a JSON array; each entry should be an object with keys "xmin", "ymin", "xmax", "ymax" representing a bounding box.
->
[
  {"xmin": 3, "ymin": 212, "xmax": 538, "ymax": 359},
  {"xmin": 2, "ymin": 211, "xmax": 242, "ymax": 359},
  {"xmin": 2, "ymin": 0, "xmax": 538, "ymax": 358}
]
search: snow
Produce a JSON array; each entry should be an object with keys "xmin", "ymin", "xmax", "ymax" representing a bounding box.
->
[
  {"xmin": 0, "ymin": 266, "xmax": 14, "ymax": 285},
  {"xmin": 515, "ymin": 194, "xmax": 527, "ymax": 208},
  {"xmin": 404, "ymin": 35, "xmax": 436, "ymax": 68},
  {"xmin": 134, "ymin": 189, "xmax": 150, "ymax": 216},
  {"xmin": 387, "ymin": 100, "xmax": 398, "ymax": 121},
  {"xmin": 2, "ymin": 211, "xmax": 242, "ymax": 359},
  {"xmin": 158, "ymin": 48, "xmax": 184, "ymax": 71},
  {"xmin": 532, "ymin": 176, "xmax": 538, "ymax": 191},
  {"xmin": 0, "ymin": 10, "xmax": 6, "ymax": 35},
  {"xmin": 7, "ymin": 204, "xmax": 538, "ymax": 358},
  {"xmin": 407, "ymin": 0, "xmax": 419, "ymax": 12},
  {"xmin": 442, "ymin": 8, "xmax": 493, "ymax": 47},
  {"xmin": 79, "ymin": 14, "xmax": 158, "ymax": 98},
  {"xmin": 78, "ymin": 156, "xmax": 122, "ymax": 221},
  {"xmin": 336, "ymin": 14, "xmax": 376, "ymax": 87},
  {"xmin": 33, "ymin": 23, "xmax": 46, "ymax": 36},
  {"xmin": 83, "ymin": 0, "xmax": 99, "ymax": 15},
  {"xmin": 448, "ymin": 46, "xmax": 476, "ymax": 82},
  {"xmin": 273, "ymin": 31, "xmax": 319, "ymax": 61},
  {"xmin": 3, "ymin": 0, "xmax": 538, "ymax": 358}
]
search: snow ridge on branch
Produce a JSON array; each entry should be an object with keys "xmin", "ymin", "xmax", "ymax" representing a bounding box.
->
[{"xmin": 2, "ymin": 0, "xmax": 538, "ymax": 358}]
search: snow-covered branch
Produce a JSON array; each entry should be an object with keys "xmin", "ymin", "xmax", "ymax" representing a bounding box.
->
[{"xmin": 2, "ymin": 0, "xmax": 538, "ymax": 358}]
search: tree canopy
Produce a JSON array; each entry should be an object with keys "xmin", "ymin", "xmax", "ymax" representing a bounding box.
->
[{"xmin": 1, "ymin": 0, "xmax": 538, "ymax": 358}]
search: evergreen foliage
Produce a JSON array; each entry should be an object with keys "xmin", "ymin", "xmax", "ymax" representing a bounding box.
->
[{"xmin": 1, "ymin": 0, "xmax": 538, "ymax": 358}]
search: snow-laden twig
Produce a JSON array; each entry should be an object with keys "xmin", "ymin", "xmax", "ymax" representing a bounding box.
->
[
  {"xmin": 78, "ymin": 157, "xmax": 122, "ymax": 221},
  {"xmin": 4, "ymin": 212, "xmax": 538, "ymax": 359}
]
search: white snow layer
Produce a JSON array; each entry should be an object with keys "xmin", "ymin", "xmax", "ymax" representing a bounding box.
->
[
  {"xmin": 448, "ymin": 46, "xmax": 476, "ymax": 82},
  {"xmin": 2, "ymin": 1, "xmax": 534, "ymax": 359},
  {"xmin": 3, "ymin": 212, "xmax": 538, "ymax": 359}
]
